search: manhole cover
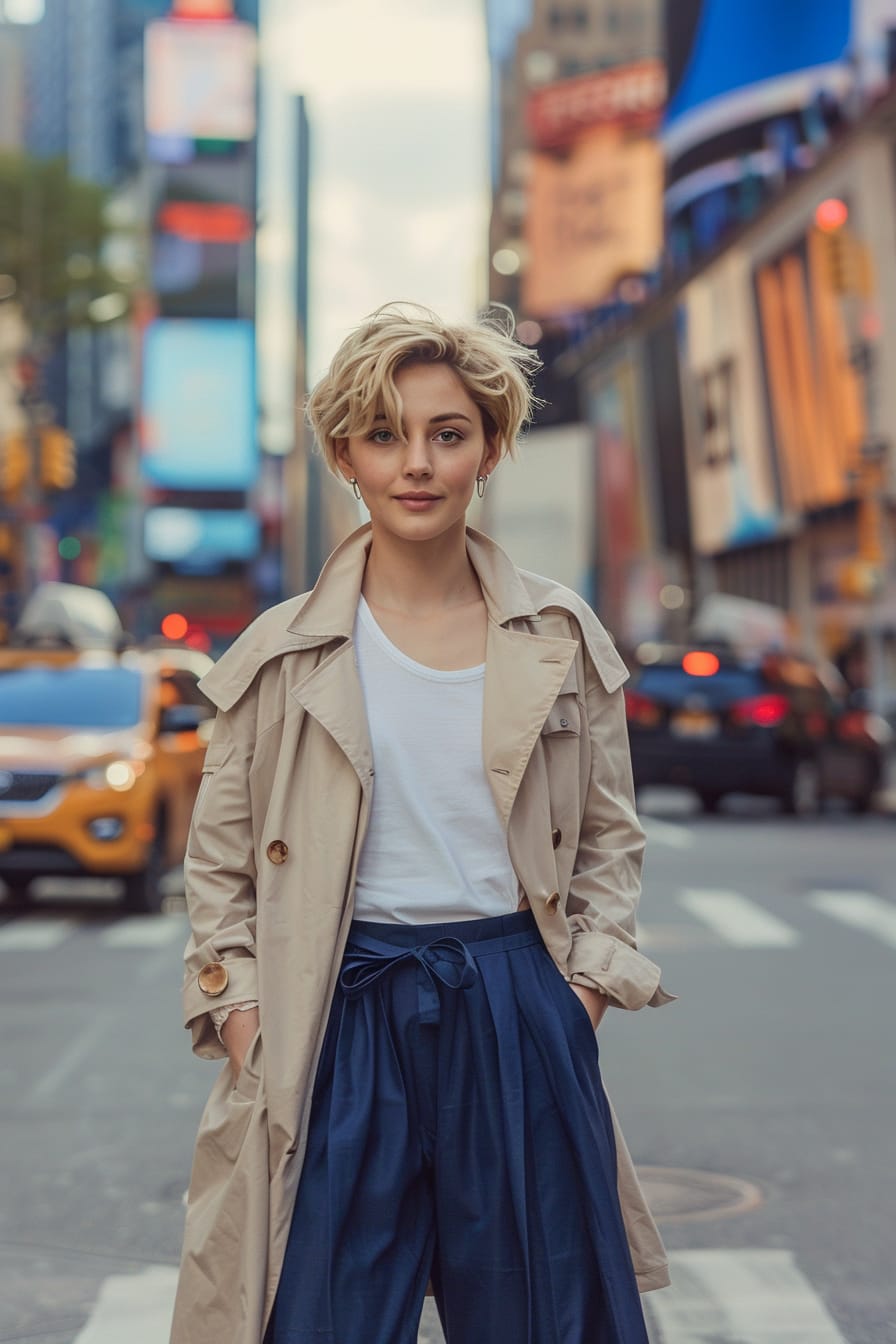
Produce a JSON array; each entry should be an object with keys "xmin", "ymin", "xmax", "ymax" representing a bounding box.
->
[{"xmin": 636, "ymin": 1165, "xmax": 764, "ymax": 1223}]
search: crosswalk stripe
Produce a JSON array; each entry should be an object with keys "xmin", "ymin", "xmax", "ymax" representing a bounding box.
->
[
  {"xmin": 0, "ymin": 917, "xmax": 78, "ymax": 950},
  {"xmin": 76, "ymin": 1251, "xmax": 845, "ymax": 1344},
  {"xmin": 73, "ymin": 1266, "xmax": 178, "ymax": 1343},
  {"xmin": 73, "ymin": 1265, "xmax": 442, "ymax": 1343},
  {"xmin": 645, "ymin": 1248, "xmax": 847, "ymax": 1342},
  {"xmin": 641, "ymin": 817, "xmax": 695, "ymax": 849},
  {"xmin": 679, "ymin": 889, "xmax": 800, "ymax": 948},
  {"xmin": 807, "ymin": 890, "xmax": 896, "ymax": 949},
  {"xmin": 100, "ymin": 915, "xmax": 187, "ymax": 948}
]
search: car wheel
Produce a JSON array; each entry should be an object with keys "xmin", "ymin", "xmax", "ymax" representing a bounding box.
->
[
  {"xmin": 848, "ymin": 767, "xmax": 877, "ymax": 815},
  {"xmin": 122, "ymin": 817, "xmax": 168, "ymax": 914},
  {"xmin": 698, "ymin": 790, "xmax": 723, "ymax": 814},
  {"xmin": 782, "ymin": 759, "xmax": 821, "ymax": 816}
]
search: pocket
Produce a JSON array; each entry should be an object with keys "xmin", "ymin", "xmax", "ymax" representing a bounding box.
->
[
  {"xmin": 564, "ymin": 980, "xmax": 598, "ymax": 1032},
  {"xmin": 187, "ymin": 742, "xmax": 233, "ymax": 858},
  {"xmin": 231, "ymin": 1024, "xmax": 262, "ymax": 1100}
]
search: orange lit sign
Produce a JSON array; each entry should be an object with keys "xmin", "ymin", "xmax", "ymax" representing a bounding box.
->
[
  {"xmin": 158, "ymin": 201, "xmax": 253, "ymax": 243},
  {"xmin": 682, "ymin": 651, "xmax": 720, "ymax": 677},
  {"xmin": 161, "ymin": 613, "xmax": 189, "ymax": 641},
  {"xmin": 814, "ymin": 198, "xmax": 848, "ymax": 232}
]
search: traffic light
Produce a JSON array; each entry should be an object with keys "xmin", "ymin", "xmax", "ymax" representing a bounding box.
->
[
  {"xmin": 812, "ymin": 198, "xmax": 874, "ymax": 297},
  {"xmin": 814, "ymin": 224, "xmax": 853, "ymax": 293},
  {"xmin": 0, "ymin": 430, "xmax": 29, "ymax": 499},
  {"xmin": 40, "ymin": 427, "xmax": 76, "ymax": 492},
  {"xmin": 839, "ymin": 558, "xmax": 883, "ymax": 601}
]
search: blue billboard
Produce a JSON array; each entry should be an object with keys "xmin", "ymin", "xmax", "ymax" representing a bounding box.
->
[
  {"xmin": 144, "ymin": 506, "xmax": 260, "ymax": 574},
  {"xmin": 665, "ymin": 1, "xmax": 851, "ymax": 136},
  {"xmin": 140, "ymin": 319, "xmax": 257, "ymax": 489}
]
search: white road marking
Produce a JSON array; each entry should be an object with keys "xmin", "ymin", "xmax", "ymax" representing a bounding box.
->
[
  {"xmin": 679, "ymin": 889, "xmax": 800, "ymax": 948},
  {"xmin": 0, "ymin": 916, "xmax": 77, "ymax": 950},
  {"xmin": 73, "ymin": 1264, "xmax": 441, "ymax": 1342},
  {"xmin": 646, "ymin": 1248, "xmax": 847, "ymax": 1343},
  {"xmin": 28, "ymin": 1015, "xmax": 112, "ymax": 1104},
  {"xmin": 808, "ymin": 890, "xmax": 896, "ymax": 949},
  {"xmin": 100, "ymin": 915, "xmax": 187, "ymax": 948},
  {"xmin": 73, "ymin": 1266, "xmax": 179, "ymax": 1343},
  {"xmin": 641, "ymin": 817, "xmax": 696, "ymax": 849}
]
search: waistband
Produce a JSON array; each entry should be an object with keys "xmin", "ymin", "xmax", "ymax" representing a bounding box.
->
[
  {"xmin": 348, "ymin": 907, "xmax": 540, "ymax": 957},
  {"xmin": 341, "ymin": 909, "xmax": 541, "ymax": 1002}
]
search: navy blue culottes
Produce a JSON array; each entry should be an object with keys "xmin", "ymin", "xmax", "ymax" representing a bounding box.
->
[{"xmin": 267, "ymin": 910, "xmax": 649, "ymax": 1344}]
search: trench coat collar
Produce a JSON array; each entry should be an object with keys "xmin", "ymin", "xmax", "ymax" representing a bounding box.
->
[
  {"xmin": 285, "ymin": 522, "xmax": 542, "ymax": 642},
  {"xmin": 281, "ymin": 524, "xmax": 576, "ymax": 825}
]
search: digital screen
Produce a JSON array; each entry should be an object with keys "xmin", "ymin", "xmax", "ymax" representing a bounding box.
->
[
  {"xmin": 144, "ymin": 507, "xmax": 261, "ymax": 573},
  {"xmin": 140, "ymin": 319, "xmax": 257, "ymax": 489},
  {"xmin": 144, "ymin": 19, "xmax": 256, "ymax": 145}
]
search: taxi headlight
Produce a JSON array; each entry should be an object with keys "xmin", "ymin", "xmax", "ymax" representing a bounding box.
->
[{"xmin": 84, "ymin": 761, "xmax": 141, "ymax": 791}]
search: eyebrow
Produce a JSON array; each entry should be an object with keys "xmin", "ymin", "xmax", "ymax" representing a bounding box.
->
[{"xmin": 371, "ymin": 412, "xmax": 474, "ymax": 425}]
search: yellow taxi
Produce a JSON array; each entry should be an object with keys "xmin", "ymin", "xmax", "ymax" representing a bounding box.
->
[{"xmin": 0, "ymin": 643, "xmax": 214, "ymax": 911}]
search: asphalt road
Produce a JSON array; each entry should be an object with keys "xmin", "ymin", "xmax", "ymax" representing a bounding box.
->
[{"xmin": 1, "ymin": 796, "xmax": 894, "ymax": 1344}]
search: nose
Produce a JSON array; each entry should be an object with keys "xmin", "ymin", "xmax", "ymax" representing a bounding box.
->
[{"xmin": 401, "ymin": 432, "xmax": 434, "ymax": 478}]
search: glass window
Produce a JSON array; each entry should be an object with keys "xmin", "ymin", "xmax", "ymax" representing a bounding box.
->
[
  {"xmin": 633, "ymin": 665, "xmax": 763, "ymax": 707},
  {"xmin": 0, "ymin": 667, "xmax": 144, "ymax": 728}
]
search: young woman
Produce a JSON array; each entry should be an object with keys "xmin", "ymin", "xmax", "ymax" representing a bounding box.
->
[{"xmin": 170, "ymin": 306, "xmax": 673, "ymax": 1344}]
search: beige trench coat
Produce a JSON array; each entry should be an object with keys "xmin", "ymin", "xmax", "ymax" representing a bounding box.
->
[{"xmin": 170, "ymin": 524, "xmax": 674, "ymax": 1344}]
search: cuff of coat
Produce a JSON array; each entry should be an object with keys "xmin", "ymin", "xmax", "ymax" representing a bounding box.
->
[
  {"xmin": 183, "ymin": 956, "xmax": 259, "ymax": 1059},
  {"xmin": 566, "ymin": 930, "xmax": 676, "ymax": 1010}
]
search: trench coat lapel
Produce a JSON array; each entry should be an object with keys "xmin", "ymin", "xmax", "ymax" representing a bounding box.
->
[
  {"xmin": 483, "ymin": 620, "xmax": 577, "ymax": 828},
  {"xmin": 289, "ymin": 644, "xmax": 374, "ymax": 794}
]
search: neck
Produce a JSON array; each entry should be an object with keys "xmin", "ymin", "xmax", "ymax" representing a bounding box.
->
[{"xmin": 361, "ymin": 521, "xmax": 481, "ymax": 615}]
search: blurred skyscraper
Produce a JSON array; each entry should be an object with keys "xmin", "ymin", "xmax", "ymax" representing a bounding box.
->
[{"xmin": 486, "ymin": 0, "xmax": 663, "ymax": 422}]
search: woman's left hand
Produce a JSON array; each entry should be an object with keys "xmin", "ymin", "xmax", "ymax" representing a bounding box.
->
[{"xmin": 569, "ymin": 983, "xmax": 608, "ymax": 1031}]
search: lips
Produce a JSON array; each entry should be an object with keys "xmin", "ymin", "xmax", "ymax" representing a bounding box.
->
[{"xmin": 395, "ymin": 493, "xmax": 440, "ymax": 501}]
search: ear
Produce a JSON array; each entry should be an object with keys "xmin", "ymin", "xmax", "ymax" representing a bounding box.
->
[
  {"xmin": 480, "ymin": 433, "xmax": 501, "ymax": 476},
  {"xmin": 334, "ymin": 438, "xmax": 353, "ymax": 479}
]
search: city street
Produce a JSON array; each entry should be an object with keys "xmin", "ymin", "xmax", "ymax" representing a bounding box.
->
[{"xmin": 1, "ymin": 803, "xmax": 893, "ymax": 1344}]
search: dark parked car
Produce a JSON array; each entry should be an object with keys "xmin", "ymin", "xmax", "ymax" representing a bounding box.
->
[{"xmin": 625, "ymin": 644, "xmax": 890, "ymax": 815}]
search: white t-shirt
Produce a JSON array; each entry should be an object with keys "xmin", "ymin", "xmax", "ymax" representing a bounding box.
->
[{"xmin": 352, "ymin": 596, "xmax": 520, "ymax": 924}]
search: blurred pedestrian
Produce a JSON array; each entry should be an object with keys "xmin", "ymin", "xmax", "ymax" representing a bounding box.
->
[{"xmin": 170, "ymin": 304, "xmax": 674, "ymax": 1344}]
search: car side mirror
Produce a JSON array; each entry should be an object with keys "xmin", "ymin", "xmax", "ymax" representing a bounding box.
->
[{"xmin": 159, "ymin": 703, "xmax": 206, "ymax": 735}]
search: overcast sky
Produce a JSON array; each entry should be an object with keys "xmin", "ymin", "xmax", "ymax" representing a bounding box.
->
[{"xmin": 260, "ymin": 0, "xmax": 490, "ymax": 384}]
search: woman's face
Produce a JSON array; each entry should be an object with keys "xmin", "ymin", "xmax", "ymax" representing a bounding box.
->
[{"xmin": 336, "ymin": 361, "xmax": 498, "ymax": 546}]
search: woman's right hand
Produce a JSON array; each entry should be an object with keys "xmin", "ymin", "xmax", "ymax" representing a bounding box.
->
[{"xmin": 221, "ymin": 1004, "xmax": 260, "ymax": 1079}]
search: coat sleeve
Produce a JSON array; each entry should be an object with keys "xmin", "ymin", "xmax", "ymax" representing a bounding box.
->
[
  {"xmin": 181, "ymin": 704, "xmax": 259, "ymax": 1059},
  {"xmin": 564, "ymin": 617, "xmax": 675, "ymax": 1011}
]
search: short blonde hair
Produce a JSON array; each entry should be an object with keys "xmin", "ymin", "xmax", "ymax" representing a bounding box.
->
[{"xmin": 306, "ymin": 302, "xmax": 541, "ymax": 476}]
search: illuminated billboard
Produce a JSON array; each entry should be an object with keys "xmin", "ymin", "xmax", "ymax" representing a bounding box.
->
[
  {"xmin": 145, "ymin": 19, "xmax": 256, "ymax": 146},
  {"xmin": 140, "ymin": 319, "xmax": 257, "ymax": 489},
  {"xmin": 678, "ymin": 251, "xmax": 781, "ymax": 554},
  {"xmin": 663, "ymin": 1, "xmax": 896, "ymax": 254},
  {"xmin": 522, "ymin": 126, "xmax": 663, "ymax": 316},
  {"xmin": 144, "ymin": 507, "xmax": 260, "ymax": 573},
  {"xmin": 754, "ymin": 232, "xmax": 865, "ymax": 512}
]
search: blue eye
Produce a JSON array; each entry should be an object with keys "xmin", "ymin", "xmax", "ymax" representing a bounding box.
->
[
  {"xmin": 436, "ymin": 429, "xmax": 462, "ymax": 443},
  {"xmin": 369, "ymin": 429, "xmax": 394, "ymax": 444}
]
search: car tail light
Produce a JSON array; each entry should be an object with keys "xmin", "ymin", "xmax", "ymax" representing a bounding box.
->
[
  {"xmin": 625, "ymin": 689, "xmax": 661, "ymax": 727},
  {"xmin": 838, "ymin": 710, "xmax": 870, "ymax": 742},
  {"xmin": 730, "ymin": 694, "xmax": 789, "ymax": 727}
]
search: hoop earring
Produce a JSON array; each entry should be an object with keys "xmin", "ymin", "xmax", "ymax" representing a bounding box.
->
[
  {"xmin": 476, "ymin": 474, "xmax": 488, "ymax": 498},
  {"xmin": 349, "ymin": 477, "xmax": 362, "ymax": 500}
]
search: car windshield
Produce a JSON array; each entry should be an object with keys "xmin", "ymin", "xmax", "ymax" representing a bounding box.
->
[
  {"xmin": 0, "ymin": 666, "xmax": 143, "ymax": 729},
  {"xmin": 634, "ymin": 664, "xmax": 762, "ymax": 706}
]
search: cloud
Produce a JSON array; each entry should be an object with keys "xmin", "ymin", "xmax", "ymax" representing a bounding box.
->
[{"xmin": 260, "ymin": 0, "xmax": 489, "ymax": 377}]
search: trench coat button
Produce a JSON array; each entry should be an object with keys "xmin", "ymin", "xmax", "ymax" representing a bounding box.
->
[
  {"xmin": 551, "ymin": 827, "xmax": 562, "ymax": 849},
  {"xmin": 559, "ymin": 717, "xmax": 569, "ymax": 728},
  {"xmin": 545, "ymin": 891, "xmax": 561, "ymax": 914},
  {"xmin": 198, "ymin": 962, "xmax": 229, "ymax": 996},
  {"xmin": 266, "ymin": 839, "xmax": 289, "ymax": 864}
]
